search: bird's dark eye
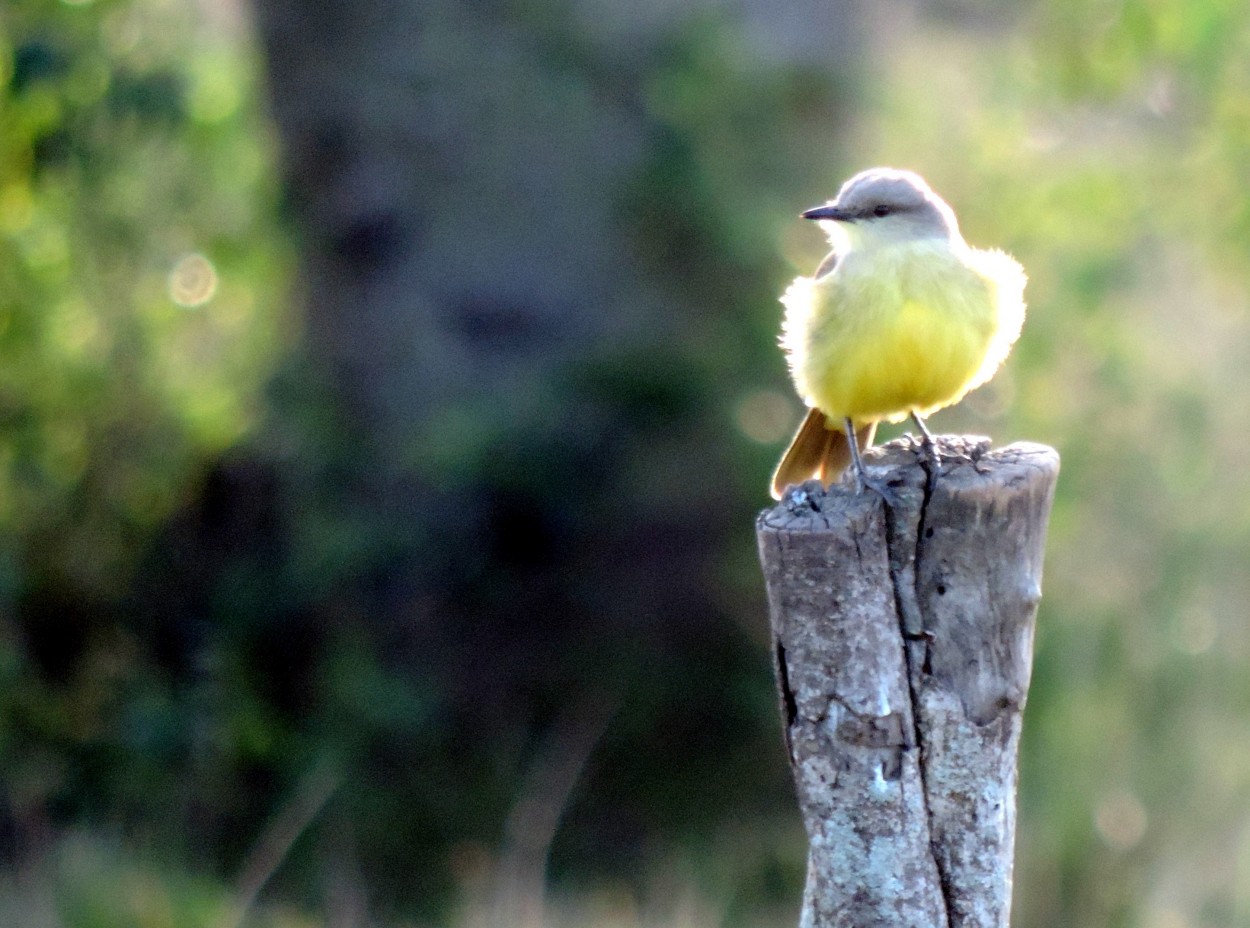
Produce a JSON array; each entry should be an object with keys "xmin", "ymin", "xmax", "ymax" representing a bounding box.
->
[{"xmin": 873, "ymin": 204, "xmax": 892, "ymax": 217}]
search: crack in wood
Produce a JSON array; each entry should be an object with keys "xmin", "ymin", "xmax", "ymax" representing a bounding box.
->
[{"xmin": 757, "ymin": 437, "xmax": 1059, "ymax": 928}]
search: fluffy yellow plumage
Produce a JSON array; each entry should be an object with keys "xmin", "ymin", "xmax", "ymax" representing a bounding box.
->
[{"xmin": 771, "ymin": 168, "xmax": 1026, "ymax": 500}]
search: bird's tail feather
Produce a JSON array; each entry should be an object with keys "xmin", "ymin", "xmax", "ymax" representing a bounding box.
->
[{"xmin": 770, "ymin": 408, "xmax": 876, "ymax": 500}]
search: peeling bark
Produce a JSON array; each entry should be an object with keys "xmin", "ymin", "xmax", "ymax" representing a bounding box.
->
[{"xmin": 757, "ymin": 436, "xmax": 1059, "ymax": 928}]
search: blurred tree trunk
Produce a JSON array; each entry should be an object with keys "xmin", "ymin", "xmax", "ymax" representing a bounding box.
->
[
  {"xmin": 240, "ymin": 0, "xmax": 863, "ymax": 915},
  {"xmin": 252, "ymin": 0, "xmax": 637, "ymax": 444},
  {"xmin": 250, "ymin": 0, "xmax": 862, "ymax": 441}
]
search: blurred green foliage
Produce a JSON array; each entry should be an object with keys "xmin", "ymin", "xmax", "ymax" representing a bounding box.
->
[
  {"xmin": 0, "ymin": 0, "xmax": 288, "ymax": 896},
  {"xmin": 7, "ymin": 0, "xmax": 1250, "ymax": 926},
  {"xmin": 0, "ymin": 0, "xmax": 285, "ymax": 595},
  {"xmin": 856, "ymin": 5, "xmax": 1250, "ymax": 926}
]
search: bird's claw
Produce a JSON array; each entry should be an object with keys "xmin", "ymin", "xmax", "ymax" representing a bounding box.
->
[
  {"xmin": 908, "ymin": 415, "xmax": 941, "ymax": 475},
  {"xmin": 918, "ymin": 436, "xmax": 941, "ymax": 475},
  {"xmin": 853, "ymin": 470, "xmax": 902, "ymax": 508}
]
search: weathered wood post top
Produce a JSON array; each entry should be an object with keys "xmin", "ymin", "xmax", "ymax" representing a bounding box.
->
[{"xmin": 756, "ymin": 435, "xmax": 1059, "ymax": 928}]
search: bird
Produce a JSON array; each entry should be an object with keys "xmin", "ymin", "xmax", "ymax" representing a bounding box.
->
[{"xmin": 770, "ymin": 167, "xmax": 1026, "ymax": 501}]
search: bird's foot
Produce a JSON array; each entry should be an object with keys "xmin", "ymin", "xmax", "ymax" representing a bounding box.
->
[
  {"xmin": 852, "ymin": 469, "xmax": 902, "ymax": 508},
  {"xmin": 917, "ymin": 435, "xmax": 941, "ymax": 474},
  {"xmin": 909, "ymin": 412, "xmax": 941, "ymax": 476},
  {"xmin": 842, "ymin": 415, "xmax": 902, "ymax": 507}
]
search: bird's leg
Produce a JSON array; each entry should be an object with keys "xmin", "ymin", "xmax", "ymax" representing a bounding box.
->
[
  {"xmin": 910, "ymin": 410, "xmax": 941, "ymax": 473},
  {"xmin": 843, "ymin": 417, "xmax": 899, "ymax": 507}
]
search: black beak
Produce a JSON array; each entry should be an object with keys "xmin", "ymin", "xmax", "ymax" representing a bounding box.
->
[{"xmin": 801, "ymin": 204, "xmax": 855, "ymax": 222}]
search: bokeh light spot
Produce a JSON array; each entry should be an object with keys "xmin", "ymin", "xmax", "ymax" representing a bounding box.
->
[
  {"xmin": 736, "ymin": 389, "xmax": 798, "ymax": 444},
  {"xmin": 168, "ymin": 253, "xmax": 218, "ymax": 307},
  {"xmin": 189, "ymin": 56, "xmax": 242, "ymax": 124},
  {"xmin": 1094, "ymin": 791, "xmax": 1147, "ymax": 850},
  {"xmin": 1173, "ymin": 606, "xmax": 1216, "ymax": 655},
  {"xmin": 964, "ymin": 371, "xmax": 1015, "ymax": 420}
]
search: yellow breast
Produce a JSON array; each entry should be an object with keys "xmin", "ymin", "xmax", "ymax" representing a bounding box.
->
[{"xmin": 780, "ymin": 240, "xmax": 1025, "ymax": 425}]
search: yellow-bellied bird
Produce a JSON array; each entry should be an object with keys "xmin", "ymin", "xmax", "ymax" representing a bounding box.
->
[{"xmin": 771, "ymin": 168, "xmax": 1026, "ymax": 501}]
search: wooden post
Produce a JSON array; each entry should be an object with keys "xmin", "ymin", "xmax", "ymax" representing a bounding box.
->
[{"xmin": 756, "ymin": 436, "xmax": 1059, "ymax": 928}]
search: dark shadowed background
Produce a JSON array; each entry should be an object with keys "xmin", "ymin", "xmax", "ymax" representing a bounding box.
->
[{"xmin": 4, "ymin": 0, "xmax": 1250, "ymax": 926}]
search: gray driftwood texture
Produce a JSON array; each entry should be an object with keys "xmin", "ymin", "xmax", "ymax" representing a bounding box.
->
[{"xmin": 756, "ymin": 436, "xmax": 1059, "ymax": 928}]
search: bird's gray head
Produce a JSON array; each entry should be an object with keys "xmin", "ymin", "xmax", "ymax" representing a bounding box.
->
[{"xmin": 802, "ymin": 168, "xmax": 960, "ymax": 248}]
